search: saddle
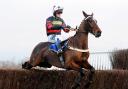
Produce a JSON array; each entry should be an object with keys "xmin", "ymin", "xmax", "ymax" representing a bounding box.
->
[{"xmin": 49, "ymin": 40, "xmax": 68, "ymax": 55}]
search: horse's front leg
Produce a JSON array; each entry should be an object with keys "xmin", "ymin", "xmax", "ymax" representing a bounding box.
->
[
  {"xmin": 65, "ymin": 61, "xmax": 85, "ymax": 89},
  {"xmin": 82, "ymin": 60, "xmax": 95, "ymax": 88},
  {"xmin": 82, "ymin": 60, "xmax": 95, "ymax": 74}
]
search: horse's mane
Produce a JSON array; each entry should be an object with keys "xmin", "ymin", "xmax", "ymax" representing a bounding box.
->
[
  {"xmin": 78, "ymin": 19, "xmax": 88, "ymax": 31},
  {"xmin": 64, "ymin": 20, "xmax": 86, "ymax": 47},
  {"xmin": 79, "ymin": 20, "xmax": 85, "ymax": 28}
]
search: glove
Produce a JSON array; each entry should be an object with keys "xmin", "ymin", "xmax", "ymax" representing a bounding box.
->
[{"xmin": 64, "ymin": 28, "xmax": 70, "ymax": 33}]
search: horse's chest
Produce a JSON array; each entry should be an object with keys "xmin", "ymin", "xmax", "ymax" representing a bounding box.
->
[
  {"xmin": 73, "ymin": 52, "xmax": 89, "ymax": 61},
  {"xmin": 81, "ymin": 52, "xmax": 89, "ymax": 61}
]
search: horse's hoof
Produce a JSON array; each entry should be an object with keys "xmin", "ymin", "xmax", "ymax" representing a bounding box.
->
[
  {"xmin": 71, "ymin": 83, "xmax": 80, "ymax": 89},
  {"xmin": 84, "ymin": 82, "xmax": 91, "ymax": 88},
  {"xmin": 22, "ymin": 62, "xmax": 32, "ymax": 69},
  {"xmin": 85, "ymin": 80, "xmax": 93, "ymax": 88},
  {"xmin": 89, "ymin": 80, "xmax": 93, "ymax": 84},
  {"xmin": 90, "ymin": 67, "xmax": 95, "ymax": 74}
]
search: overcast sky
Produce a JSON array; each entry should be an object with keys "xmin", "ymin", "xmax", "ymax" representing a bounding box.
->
[{"xmin": 0, "ymin": 0, "xmax": 128, "ymax": 62}]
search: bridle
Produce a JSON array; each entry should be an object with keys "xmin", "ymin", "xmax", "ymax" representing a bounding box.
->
[{"xmin": 84, "ymin": 16, "xmax": 92, "ymax": 21}]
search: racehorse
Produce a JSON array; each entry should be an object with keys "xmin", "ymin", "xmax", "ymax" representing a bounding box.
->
[{"xmin": 22, "ymin": 11, "xmax": 102, "ymax": 88}]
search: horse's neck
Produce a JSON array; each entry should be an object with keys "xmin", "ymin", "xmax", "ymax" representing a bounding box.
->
[
  {"xmin": 69, "ymin": 32, "xmax": 88, "ymax": 49},
  {"xmin": 68, "ymin": 21, "xmax": 89, "ymax": 49},
  {"xmin": 77, "ymin": 33, "xmax": 88, "ymax": 49},
  {"xmin": 77, "ymin": 21, "xmax": 89, "ymax": 49}
]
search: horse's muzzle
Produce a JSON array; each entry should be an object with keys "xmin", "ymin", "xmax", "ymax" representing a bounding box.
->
[{"xmin": 95, "ymin": 31, "xmax": 101, "ymax": 37}]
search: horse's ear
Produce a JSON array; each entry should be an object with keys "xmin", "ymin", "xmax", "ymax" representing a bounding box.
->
[
  {"xmin": 91, "ymin": 13, "xmax": 94, "ymax": 16},
  {"xmin": 75, "ymin": 26, "xmax": 78, "ymax": 29},
  {"xmin": 82, "ymin": 11, "xmax": 88, "ymax": 18}
]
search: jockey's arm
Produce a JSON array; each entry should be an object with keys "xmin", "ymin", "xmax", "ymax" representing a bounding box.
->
[
  {"xmin": 63, "ymin": 25, "xmax": 78, "ymax": 32},
  {"xmin": 61, "ymin": 21, "xmax": 78, "ymax": 32}
]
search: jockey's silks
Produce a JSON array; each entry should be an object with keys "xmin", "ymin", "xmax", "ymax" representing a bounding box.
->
[{"xmin": 46, "ymin": 16, "xmax": 66, "ymax": 36}]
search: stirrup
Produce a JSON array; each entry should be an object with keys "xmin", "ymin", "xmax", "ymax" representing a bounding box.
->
[{"xmin": 57, "ymin": 49, "xmax": 63, "ymax": 56}]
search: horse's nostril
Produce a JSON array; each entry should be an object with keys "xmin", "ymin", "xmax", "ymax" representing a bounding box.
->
[
  {"xmin": 98, "ymin": 31, "xmax": 101, "ymax": 34},
  {"xmin": 96, "ymin": 31, "xmax": 101, "ymax": 37}
]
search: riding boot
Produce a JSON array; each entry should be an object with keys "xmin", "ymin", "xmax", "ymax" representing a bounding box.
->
[
  {"xmin": 55, "ymin": 38, "xmax": 63, "ymax": 56},
  {"xmin": 57, "ymin": 48, "xmax": 63, "ymax": 56},
  {"xmin": 56, "ymin": 43, "xmax": 63, "ymax": 56}
]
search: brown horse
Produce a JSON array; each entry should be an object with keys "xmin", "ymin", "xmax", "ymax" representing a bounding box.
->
[{"xmin": 22, "ymin": 11, "xmax": 102, "ymax": 88}]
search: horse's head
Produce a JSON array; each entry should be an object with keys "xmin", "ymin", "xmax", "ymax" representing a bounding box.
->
[{"xmin": 78, "ymin": 11, "xmax": 102, "ymax": 37}]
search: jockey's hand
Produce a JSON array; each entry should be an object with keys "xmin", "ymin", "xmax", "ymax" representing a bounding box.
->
[
  {"xmin": 64, "ymin": 27, "xmax": 70, "ymax": 33},
  {"xmin": 66, "ymin": 25, "xmax": 78, "ymax": 31}
]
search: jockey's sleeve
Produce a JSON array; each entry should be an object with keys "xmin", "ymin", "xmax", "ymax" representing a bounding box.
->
[
  {"xmin": 46, "ymin": 20, "xmax": 53, "ymax": 29},
  {"xmin": 61, "ymin": 19, "xmax": 70, "ymax": 32},
  {"xmin": 61, "ymin": 19, "xmax": 66, "ymax": 28}
]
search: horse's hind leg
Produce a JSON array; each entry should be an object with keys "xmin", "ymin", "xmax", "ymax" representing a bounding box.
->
[
  {"xmin": 30, "ymin": 48, "xmax": 48, "ymax": 68},
  {"xmin": 22, "ymin": 50, "xmax": 44, "ymax": 69}
]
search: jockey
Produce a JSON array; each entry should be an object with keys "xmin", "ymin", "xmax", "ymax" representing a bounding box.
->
[{"xmin": 46, "ymin": 6, "xmax": 71, "ymax": 54}]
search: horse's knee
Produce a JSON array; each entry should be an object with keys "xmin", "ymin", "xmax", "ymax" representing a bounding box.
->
[
  {"xmin": 79, "ymin": 68, "xmax": 85, "ymax": 77},
  {"xmin": 22, "ymin": 61, "xmax": 33, "ymax": 69},
  {"xmin": 88, "ymin": 66, "xmax": 95, "ymax": 84},
  {"xmin": 90, "ymin": 66, "xmax": 95, "ymax": 74}
]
